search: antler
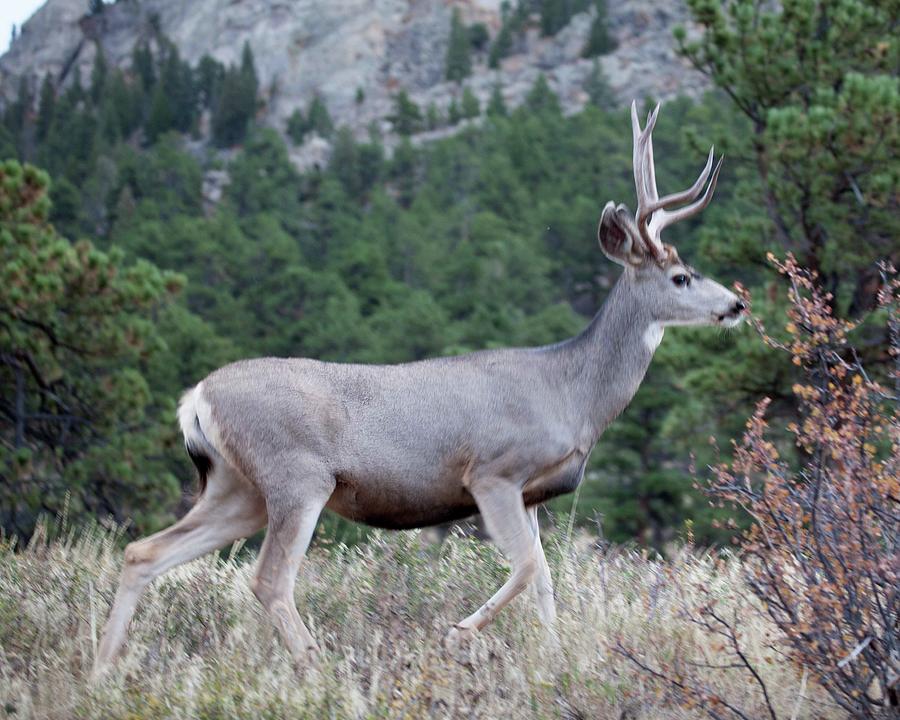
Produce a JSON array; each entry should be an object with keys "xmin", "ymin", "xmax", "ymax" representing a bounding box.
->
[{"xmin": 630, "ymin": 100, "xmax": 724, "ymax": 261}]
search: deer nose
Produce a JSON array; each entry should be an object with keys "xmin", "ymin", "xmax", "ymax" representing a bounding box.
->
[{"xmin": 732, "ymin": 300, "xmax": 747, "ymax": 314}]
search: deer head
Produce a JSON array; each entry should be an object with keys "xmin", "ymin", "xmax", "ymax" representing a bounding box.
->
[{"xmin": 598, "ymin": 101, "xmax": 746, "ymax": 328}]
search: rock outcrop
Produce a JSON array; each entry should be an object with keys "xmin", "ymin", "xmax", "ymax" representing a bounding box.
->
[{"xmin": 1, "ymin": 0, "xmax": 707, "ymax": 158}]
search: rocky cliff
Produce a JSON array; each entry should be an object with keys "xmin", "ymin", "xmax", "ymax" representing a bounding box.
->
[{"xmin": 0, "ymin": 0, "xmax": 707, "ymax": 158}]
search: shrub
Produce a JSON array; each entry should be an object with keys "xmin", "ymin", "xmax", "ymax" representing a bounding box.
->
[{"xmin": 617, "ymin": 255, "xmax": 899, "ymax": 718}]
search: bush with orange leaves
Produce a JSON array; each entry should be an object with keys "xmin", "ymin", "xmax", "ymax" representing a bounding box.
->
[{"xmin": 617, "ymin": 254, "xmax": 899, "ymax": 719}]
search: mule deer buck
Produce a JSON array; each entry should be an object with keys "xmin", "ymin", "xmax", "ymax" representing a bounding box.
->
[{"xmin": 94, "ymin": 101, "xmax": 746, "ymax": 675}]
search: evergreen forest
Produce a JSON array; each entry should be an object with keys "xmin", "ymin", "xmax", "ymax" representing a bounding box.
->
[{"xmin": 1, "ymin": 0, "xmax": 897, "ymax": 552}]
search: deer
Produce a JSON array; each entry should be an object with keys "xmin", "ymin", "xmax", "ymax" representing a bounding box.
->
[{"xmin": 93, "ymin": 101, "xmax": 746, "ymax": 676}]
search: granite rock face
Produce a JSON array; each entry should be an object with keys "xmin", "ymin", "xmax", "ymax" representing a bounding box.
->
[{"xmin": 1, "ymin": 0, "xmax": 707, "ymax": 162}]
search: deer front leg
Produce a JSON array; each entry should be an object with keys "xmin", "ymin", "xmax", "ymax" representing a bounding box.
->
[{"xmin": 446, "ymin": 481, "xmax": 537, "ymax": 648}]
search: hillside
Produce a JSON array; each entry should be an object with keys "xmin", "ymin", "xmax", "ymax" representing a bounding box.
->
[
  {"xmin": 0, "ymin": 524, "xmax": 834, "ymax": 719},
  {"xmin": 0, "ymin": 0, "xmax": 707, "ymax": 157}
]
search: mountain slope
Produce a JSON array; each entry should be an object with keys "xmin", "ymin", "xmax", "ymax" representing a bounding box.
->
[{"xmin": 1, "ymin": 0, "xmax": 707, "ymax": 144}]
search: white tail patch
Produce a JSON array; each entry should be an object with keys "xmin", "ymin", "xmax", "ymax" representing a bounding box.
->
[
  {"xmin": 177, "ymin": 384, "xmax": 204, "ymax": 447},
  {"xmin": 177, "ymin": 382, "xmax": 223, "ymax": 456}
]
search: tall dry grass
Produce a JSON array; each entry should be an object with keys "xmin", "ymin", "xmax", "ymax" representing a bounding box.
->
[{"xmin": 0, "ymin": 519, "xmax": 836, "ymax": 719}]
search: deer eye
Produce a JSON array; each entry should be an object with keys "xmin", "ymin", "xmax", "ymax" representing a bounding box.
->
[{"xmin": 672, "ymin": 273, "xmax": 690, "ymax": 287}]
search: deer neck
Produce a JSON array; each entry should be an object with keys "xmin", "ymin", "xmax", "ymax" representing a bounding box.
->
[{"xmin": 559, "ymin": 273, "xmax": 661, "ymax": 444}]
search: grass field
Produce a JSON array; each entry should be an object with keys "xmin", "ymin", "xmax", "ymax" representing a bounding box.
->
[{"xmin": 0, "ymin": 519, "xmax": 836, "ymax": 719}]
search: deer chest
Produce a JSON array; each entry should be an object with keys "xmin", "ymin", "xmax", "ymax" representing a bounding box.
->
[{"xmin": 521, "ymin": 450, "xmax": 589, "ymax": 506}]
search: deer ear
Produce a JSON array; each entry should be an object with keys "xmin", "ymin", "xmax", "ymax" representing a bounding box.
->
[{"xmin": 598, "ymin": 202, "xmax": 643, "ymax": 266}]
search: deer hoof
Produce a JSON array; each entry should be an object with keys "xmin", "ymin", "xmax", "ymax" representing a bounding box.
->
[
  {"xmin": 89, "ymin": 662, "xmax": 111, "ymax": 685},
  {"xmin": 290, "ymin": 645, "xmax": 321, "ymax": 678},
  {"xmin": 443, "ymin": 624, "xmax": 476, "ymax": 659}
]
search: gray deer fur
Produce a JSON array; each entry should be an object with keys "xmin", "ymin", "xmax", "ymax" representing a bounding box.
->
[{"xmin": 93, "ymin": 101, "xmax": 746, "ymax": 675}]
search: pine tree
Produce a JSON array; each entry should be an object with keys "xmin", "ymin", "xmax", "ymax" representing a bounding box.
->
[
  {"xmin": 145, "ymin": 83, "xmax": 174, "ymax": 143},
  {"xmin": 585, "ymin": 58, "xmax": 614, "ymax": 108},
  {"xmin": 426, "ymin": 103, "xmax": 441, "ymax": 130},
  {"xmin": 0, "ymin": 126, "xmax": 14, "ymax": 160},
  {"xmin": 488, "ymin": 22, "xmax": 513, "ymax": 69},
  {"xmin": 487, "ymin": 83, "xmax": 507, "ymax": 117},
  {"xmin": 68, "ymin": 66, "xmax": 85, "ymax": 104},
  {"xmin": 306, "ymin": 95, "xmax": 333, "ymax": 138},
  {"xmin": 3, "ymin": 76, "xmax": 34, "ymax": 159},
  {"xmin": 330, "ymin": 126, "xmax": 362, "ymax": 197},
  {"xmin": 445, "ymin": 8, "xmax": 472, "ymax": 82},
  {"xmin": 108, "ymin": 69, "xmax": 140, "ymax": 138},
  {"xmin": 212, "ymin": 67, "xmax": 247, "ymax": 146},
  {"xmin": 541, "ymin": 0, "xmax": 591, "ymax": 37},
  {"xmin": 582, "ymin": 0, "xmax": 617, "ymax": 57},
  {"xmin": 356, "ymin": 135, "xmax": 385, "ymax": 193},
  {"xmin": 390, "ymin": 91, "xmax": 422, "ymax": 136},
  {"xmin": 389, "ymin": 138, "xmax": 417, "ymax": 207},
  {"xmin": 525, "ymin": 74, "xmax": 561, "ymax": 115},
  {"xmin": 195, "ymin": 55, "xmax": 225, "ymax": 109},
  {"xmin": 98, "ymin": 91, "xmax": 122, "ymax": 142},
  {"xmin": 461, "ymin": 86, "xmax": 480, "ymax": 119},
  {"xmin": 0, "ymin": 159, "xmax": 182, "ymax": 538},
  {"xmin": 90, "ymin": 50, "xmax": 107, "ymax": 104},
  {"xmin": 132, "ymin": 43, "xmax": 155, "ymax": 91},
  {"xmin": 36, "ymin": 75, "xmax": 56, "ymax": 142},
  {"xmin": 3, "ymin": 77, "xmax": 30, "ymax": 138},
  {"xmin": 211, "ymin": 44, "xmax": 259, "ymax": 147},
  {"xmin": 159, "ymin": 44, "xmax": 197, "ymax": 133},
  {"xmin": 468, "ymin": 23, "xmax": 490, "ymax": 52},
  {"xmin": 286, "ymin": 95, "xmax": 333, "ymax": 144},
  {"xmin": 286, "ymin": 109, "xmax": 306, "ymax": 144},
  {"xmin": 239, "ymin": 41, "xmax": 259, "ymax": 110},
  {"xmin": 676, "ymin": 0, "xmax": 899, "ymax": 310},
  {"xmin": 540, "ymin": 0, "xmax": 566, "ymax": 36},
  {"xmin": 447, "ymin": 96, "xmax": 461, "ymax": 125}
]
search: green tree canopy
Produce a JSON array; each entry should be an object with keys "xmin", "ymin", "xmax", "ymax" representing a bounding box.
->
[
  {"xmin": 676, "ymin": 0, "xmax": 899, "ymax": 312},
  {"xmin": 445, "ymin": 8, "xmax": 473, "ymax": 82},
  {"xmin": 211, "ymin": 42, "xmax": 259, "ymax": 147},
  {"xmin": 582, "ymin": 0, "xmax": 617, "ymax": 57},
  {"xmin": 390, "ymin": 91, "xmax": 423, "ymax": 136},
  {"xmin": 461, "ymin": 87, "xmax": 480, "ymax": 119},
  {"xmin": 487, "ymin": 84, "xmax": 508, "ymax": 117},
  {"xmin": 585, "ymin": 58, "xmax": 615, "ymax": 108},
  {"xmin": 0, "ymin": 160, "xmax": 183, "ymax": 538},
  {"xmin": 286, "ymin": 94, "xmax": 334, "ymax": 144}
]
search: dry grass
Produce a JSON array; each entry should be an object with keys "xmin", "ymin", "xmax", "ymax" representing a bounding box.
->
[{"xmin": 0, "ymin": 520, "xmax": 838, "ymax": 720}]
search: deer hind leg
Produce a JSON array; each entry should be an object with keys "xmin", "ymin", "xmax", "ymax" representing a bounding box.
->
[
  {"xmin": 527, "ymin": 505, "xmax": 557, "ymax": 627},
  {"xmin": 249, "ymin": 473, "xmax": 333, "ymax": 668},
  {"xmin": 93, "ymin": 463, "xmax": 266, "ymax": 678},
  {"xmin": 446, "ymin": 481, "xmax": 537, "ymax": 646}
]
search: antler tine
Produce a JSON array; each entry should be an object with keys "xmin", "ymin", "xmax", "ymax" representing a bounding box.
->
[
  {"xmin": 630, "ymin": 101, "xmax": 664, "ymax": 258},
  {"xmin": 631, "ymin": 101, "xmax": 660, "ymax": 204},
  {"xmin": 652, "ymin": 147, "xmax": 715, "ymax": 212},
  {"xmin": 630, "ymin": 101, "xmax": 647, "ymax": 202},
  {"xmin": 642, "ymin": 105, "xmax": 660, "ymax": 202},
  {"xmin": 649, "ymin": 155, "xmax": 724, "ymax": 235}
]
